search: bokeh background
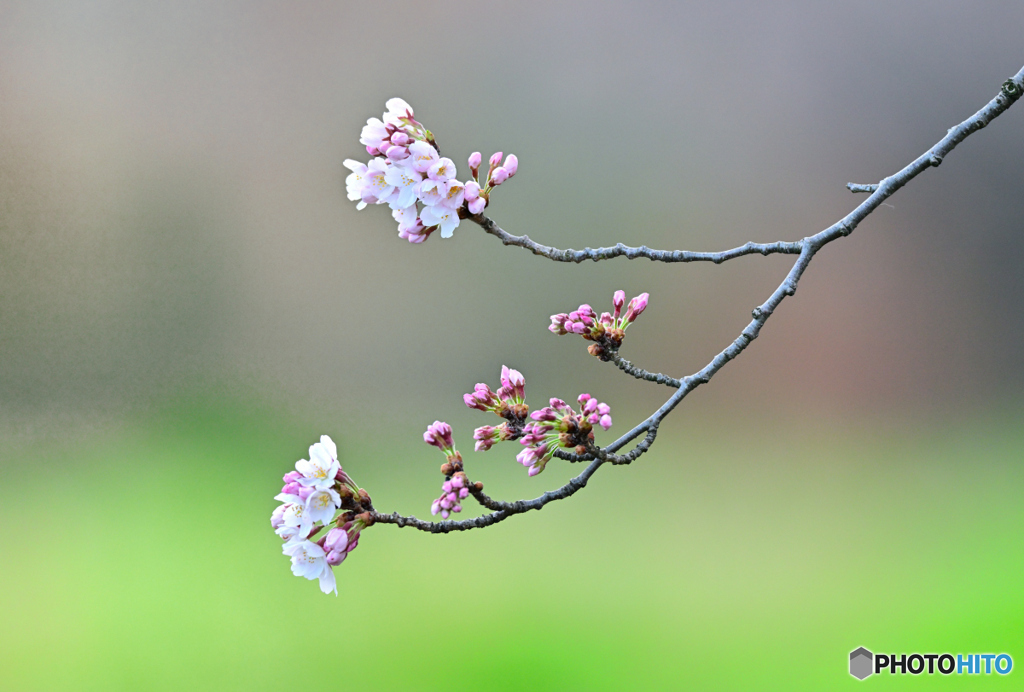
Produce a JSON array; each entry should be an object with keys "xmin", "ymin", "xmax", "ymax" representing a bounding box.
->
[{"xmin": 2, "ymin": 1, "xmax": 1023, "ymax": 689}]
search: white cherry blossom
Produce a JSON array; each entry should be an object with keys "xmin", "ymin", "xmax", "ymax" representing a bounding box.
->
[
  {"xmin": 420, "ymin": 204, "xmax": 460, "ymax": 238},
  {"xmin": 417, "ymin": 178, "xmax": 445, "ymax": 207},
  {"xmin": 427, "ymin": 157, "xmax": 457, "ymax": 182},
  {"xmin": 392, "ymin": 204, "xmax": 420, "ymax": 232},
  {"xmin": 305, "ymin": 487, "xmax": 341, "ymax": 525},
  {"xmin": 295, "ymin": 455, "xmax": 338, "ymax": 491},
  {"xmin": 273, "ymin": 493, "xmax": 314, "ymax": 536},
  {"xmin": 384, "ymin": 163, "xmax": 423, "ymax": 210},
  {"xmin": 283, "ymin": 540, "xmax": 337, "ymax": 595},
  {"xmin": 440, "ymin": 179, "xmax": 465, "ymax": 210},
  {"xmin": 343, "ymin": 159, "xmax": 369, "ymax": 210},
  {"xmin": 361, "ymin": 158, "xmax": 396, "ymax": 206},
  {"xmin": 274, "ymin": 517, "xmax": 306, "ymax": 545},
  {"xmin": 407, "ymin": 140, "xmax": 438, "ymax": 173}
]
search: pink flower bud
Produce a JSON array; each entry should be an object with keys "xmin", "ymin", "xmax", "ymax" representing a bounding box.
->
[
  {"xmin": 297, "ymin": 486, "xmax": 314, "ymax": 501},
  {"xmin": 501, "ymin": 365, "xmax": 525, "ymax": 389},
  {"xmin": 549, "ymin": 398, "xmax": 569, "ymax": 411},
  {"xmin": 503, "ymin": 154, "xmax": 518, "ymax": 176},
  {"xmin": 431, "ymin": 499, "xmax": 441, "ymax": 516},
  {"xmin": 442, "ymin": 481, "xmax": 453, "ymax": 493},
  {"xmin": 441, "ymin": 510, "xmax": 450, "ymax": 519},
  {"xmin": 489, "ymin": 151, "xmax": 503, "ymax": 168},
  {"xmin": 424, "ymin": 421, "xmax": 455, "ymax": 451},
  {"xmin": 390, "ymin": 132, "xmax": 410, "ymax": 146},
  {"xmin": 366, "ymin": 144, "xmax": 380, "ymax": 156},
  {"xmin": 599, "ymin": 414, "xmax": 612, "ymax": 430},
  {"xmin": 326, "ymin": 550, "xmax": 346, "ymax": 566},
  {"xmin": 452, "ymin": 504, "xmax": 462, "ymax": 513},
  {"xmin": 474, "ymin": 425, "xmax": 498, "ymax": 451},
  {"xmin": 499, "ymin": 365, "xmax": 526, "ymax": 402},
  {"xmin": 464, "ymin": 383, "xmax": 497, "ymax": 411},
  {"xmin": 283, "ymin": 471, "xmax": 302, "ymax": 484},
  {"xmin": 468, "ymin": 151, "xmax": 482, "ymax": 177},
  {"xmin": 459, "ymin": 487, "xmax": 469, "ymax": 499},
  {"xmin": 282, "ymin": 481, "xmax": 301, "ymax": 496},
  {"xmin": 528, "ymin": 464, "xmax": 543, "ymax": 477},
  {"xmin": 489, "ymin": 167, "xmax": 509, "ymax": 186},
  {"xmin": 597, "ymin": 403, "xmax": 611, "ymax": 415},
  {"xmin": 398, "ymin": 219, "xmax": 431, "ymax": 244},
  {"xmin": 464, "ymin": 180, "xmax": 481, "ymax": 200},
  {"xmin": 451, "ymin": 475, "xmax": 465, "ymax": 489},
  {"xmin": 468, "ymin": 197, "xmax": 486, "ymax": 215},
  {"xmin": 624, "ymin": 292, "xmax": 650, "ymax": 323},
  {"xmin": 613, "ymin": 290, "xmax": 625, "ymax": 316},
  {"xmin": 549, "ymin": 313, "xmax": 569, "ymax": 335},
  {"xmin": 385, "ymin": 145, "xmax": 409, "ymax": 161},
  {"xmin": 324, "ymin": 528, "xmax": 349, "ymax": 553}
]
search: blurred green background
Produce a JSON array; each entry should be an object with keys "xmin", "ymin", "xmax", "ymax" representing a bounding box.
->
[{"xmin": 2, "ymin": 1, "xmax": 1023, "ymax": 689}]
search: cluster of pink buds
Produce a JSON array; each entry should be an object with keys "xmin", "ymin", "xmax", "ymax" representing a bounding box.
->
[
  {"xmin": 472, "ymin": 423, "xmax": 517, "ymax": 452},
  {"xmin": 344, "ymin": 98, "xmax": 518, "ymax": 243},
  {"xmin": 271, "ymin": 435, "xmax": 374, "ymax": 595},
  {"xmin": 577, "ymin": 393, "xmax": 613, "ymax": 430},
  {"xmin": 321, "ymin": 515, "xmax": 365, "ymax": 567},
  {"xmin": 424, "ymin": 420, "xmax": 458, "ymax": 457},
  {"xmin": 424, "ymin": 421, "xmax": 480, "ymax": 519},
  {"xmin": 431, "ymin": 472, "xmax": 470, "ymax": 519},
  {"xmin": 549, "ymin": 290, "xmax": 650, "ymax": 359},
  {"xmin": 465, "ymin": 150, "xmax": 518, "ymax": 213},
  {"xmin": 517, "ymin": 394, "xmax": 613, "ymax": 476},
  {"xmin": 464, "ymin": 365, "xmax": 530, "ymax": 451}
]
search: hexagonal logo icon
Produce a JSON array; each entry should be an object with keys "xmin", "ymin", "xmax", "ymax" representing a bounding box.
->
[{"xmin": 850, "ymin": 647, "xmax": 874, "ymax": 680}]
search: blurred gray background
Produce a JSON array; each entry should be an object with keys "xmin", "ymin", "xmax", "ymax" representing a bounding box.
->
[{"xmin": 3, "ymin": 0, "xmax": 1023, "ymax": 436}]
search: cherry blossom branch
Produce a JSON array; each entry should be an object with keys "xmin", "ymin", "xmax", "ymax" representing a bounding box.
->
[
  {"xmin": 370, "ymin": 66, "xmax": 1024, "ymax": 534},
  {"xmin": 274, "ymin": 71, "xmax": 1024, "ymax": 594}
]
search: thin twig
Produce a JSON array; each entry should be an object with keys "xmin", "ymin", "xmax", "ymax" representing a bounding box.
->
[
  {"xmin": 606, "ymin": 351, "xmax": 681, "ymax": 388},
  {"xmin": 847, "ymin": 183, "xmax": 878, "ymax": 193},
  {"xmin": 471, "ymin": 216, "xmax": 803, "ymax": 264}
]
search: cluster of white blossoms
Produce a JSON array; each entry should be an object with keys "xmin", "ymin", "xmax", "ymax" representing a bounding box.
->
[
  {"xmin": 344, "ymin": 98, "xmax": 518, "ymax": 243},
  {"xmin": 271, "ymin": 435, "xmax": 372, "ymax": 595}
]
